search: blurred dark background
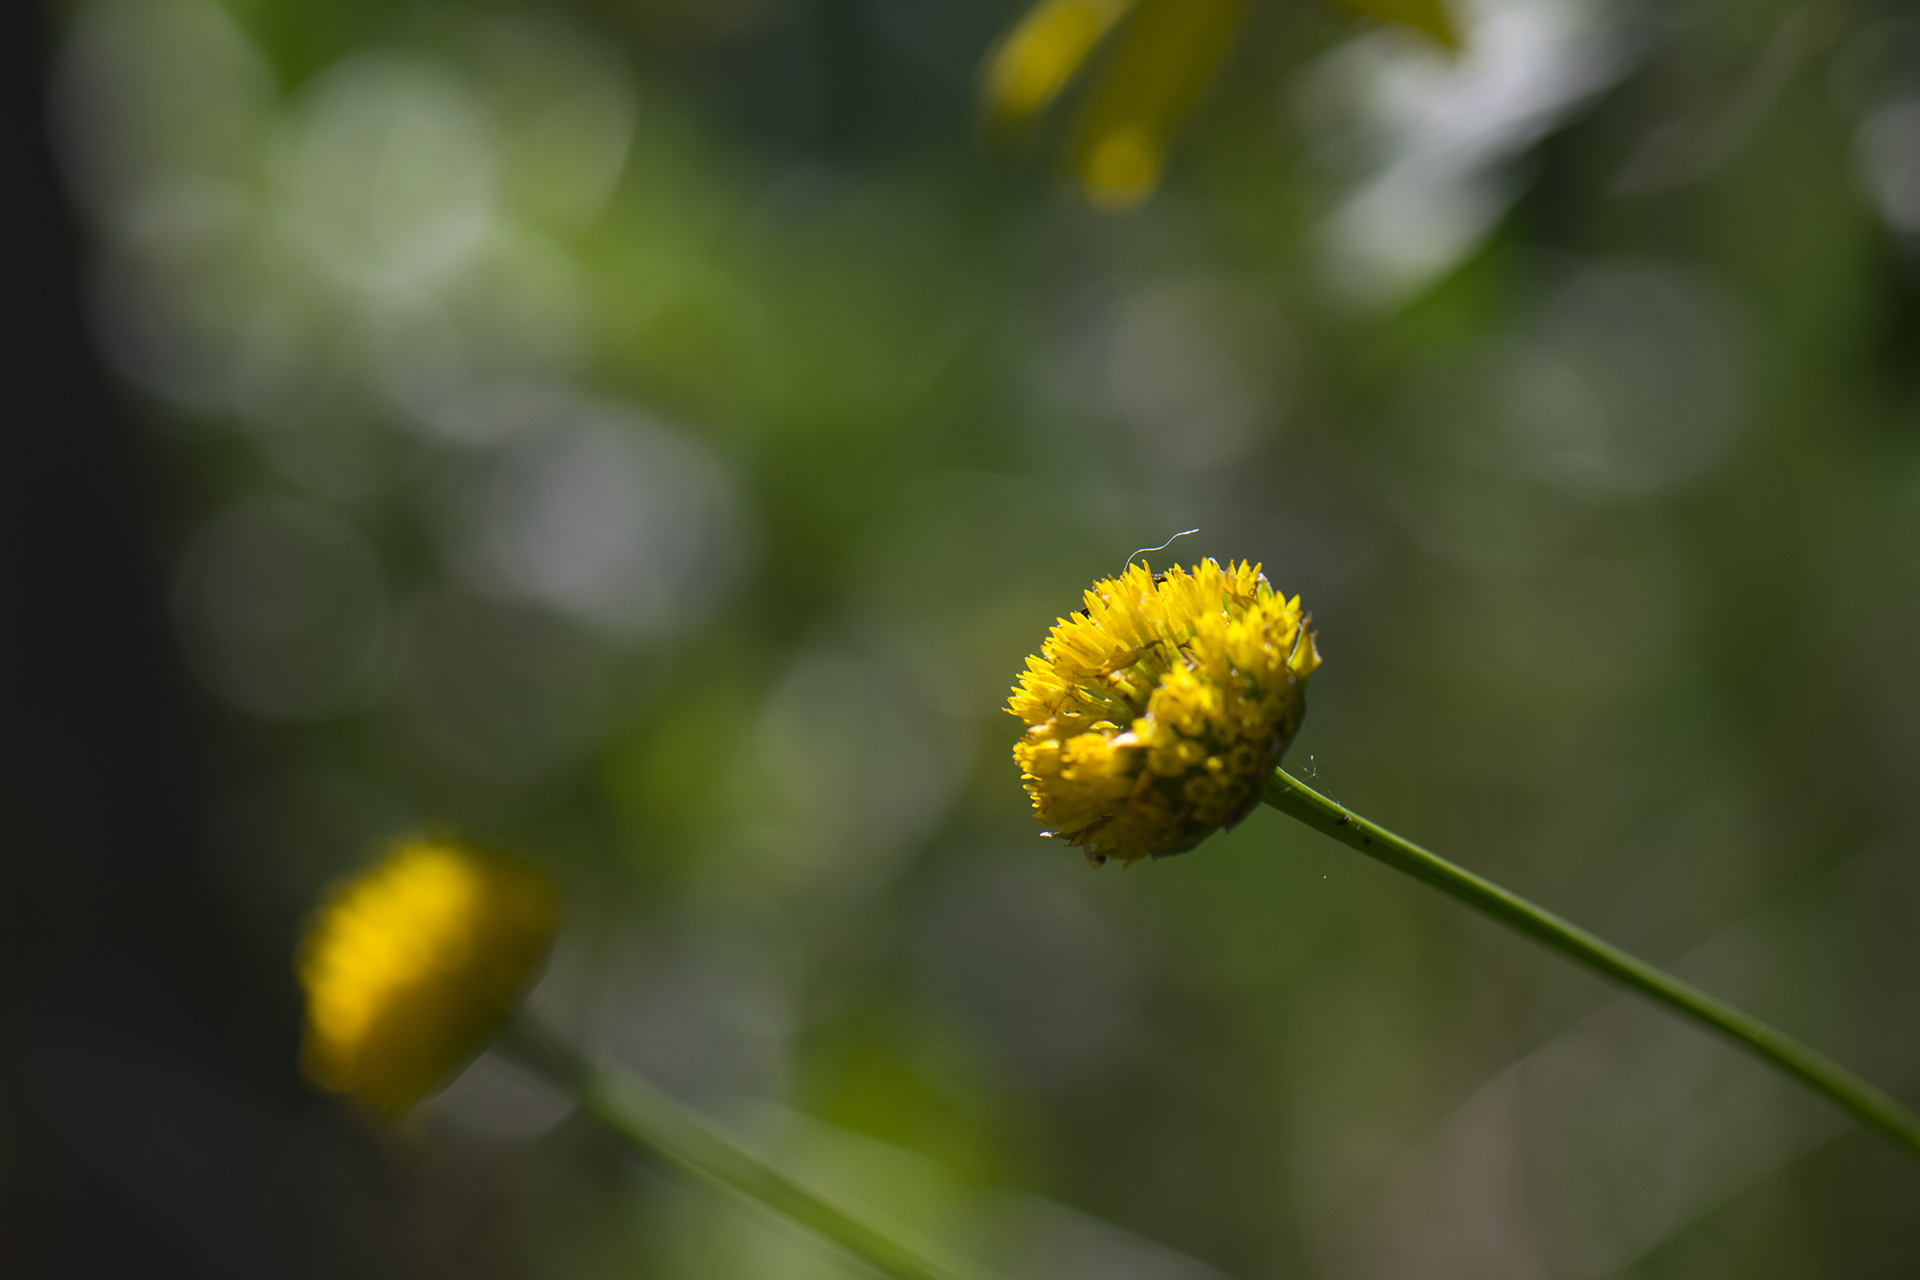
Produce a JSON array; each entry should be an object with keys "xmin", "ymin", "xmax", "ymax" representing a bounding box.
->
[{"xmin": 7, "ymin": 0, "xmax": 1920, "ymax": 1275}]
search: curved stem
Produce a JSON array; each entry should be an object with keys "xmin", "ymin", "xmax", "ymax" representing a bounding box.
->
[
  {"xmin": 498, "ymin": 1016, "xmax": 978, "ymax": 1280},
  {"xmin": 1262, "ymin": 767, "xmax": 1920, "ymax": 1162}
]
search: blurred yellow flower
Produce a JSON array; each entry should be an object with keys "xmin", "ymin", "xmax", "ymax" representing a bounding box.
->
[
  {"xmin": 980, "ymin": 0, "xmax": 1135, "ymax": 145},
  {"xmin": 298, "ymin": 838, "xmax": 560, "ymax": 1115},
  {"xmin": 1009, "ymin": 559, "xmax": 1318, "ymax": 866},
  {"xmin": 983, "ymin": 0, "xmax": 1244, "ymax": 210},
  {"xmin": 981, "ymin": 0, "xmax": 1458, "ymax": 209}
]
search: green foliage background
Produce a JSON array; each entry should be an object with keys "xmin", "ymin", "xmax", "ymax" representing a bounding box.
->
[{"xmin": 53, "ymin": 0, "xmax": 1920, "ymax": 1274}]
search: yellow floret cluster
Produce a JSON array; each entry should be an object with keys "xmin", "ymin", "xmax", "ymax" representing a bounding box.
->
[
  {"xmin": 298, "ymin": 838, "xmax": 559, "ymax": 1116},
  {"xmin": 1009, "ymin": 559, "xmax": 1319, "ymax": 866}
]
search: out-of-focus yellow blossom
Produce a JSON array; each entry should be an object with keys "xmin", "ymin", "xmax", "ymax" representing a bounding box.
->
[
  {"xmin": 981, "ymin": 0, "xmax": 1137, "ymax": 147},
  {"xmin": 1009, "ymin": 559, "xmax": 1318, "ymax": 866},
  {"xmin": 298, "ymin": 838, "xmax": 560, "ymax": 1116},
  {"xmin": 981, "ymin": 0, "xmax": 1244, "ymax": 210},
  {"xmin": 1069, "ymin": 0, "xmax": 1245, "ymax": 210},
  {"xmin": 982, "ymin": 0, "xmax": 1459, "ymax": 209}
]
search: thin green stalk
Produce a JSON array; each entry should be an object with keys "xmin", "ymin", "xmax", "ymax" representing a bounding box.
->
[
  {"xmin": 498, "ymin": 1017, "xmax": 977, "ymax": 1280},
  {"xmin": 1262, "ymin": 767, "xmax": 1920, "ymax": 1162}
]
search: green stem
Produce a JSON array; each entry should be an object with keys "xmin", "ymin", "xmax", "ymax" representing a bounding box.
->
[
  {"xmin": 497, "ymin": 1017, "xmax": 978, "ymax": 1280},
  {"xmin": 1262, "ymin": 767, "xmax": 1920, "ymax": 1162}
]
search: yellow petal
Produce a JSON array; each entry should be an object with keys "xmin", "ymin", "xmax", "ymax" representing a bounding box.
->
[
  {"xmin": 981, "ymin": 0, "xmax": 1138, "ymax": 144},
  {"xmin": 1071, "ymin": 0, "xmax": 1247, "ymax": 210}
]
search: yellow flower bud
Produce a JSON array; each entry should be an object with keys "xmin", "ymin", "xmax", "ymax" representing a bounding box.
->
[
  {"xmin": 297, "ymin": 837, "xmax": 560, "ymax": 1115},
  {"xmin": 1008, "ymin": 559, "xmax": 1318, "ymax": 866}
]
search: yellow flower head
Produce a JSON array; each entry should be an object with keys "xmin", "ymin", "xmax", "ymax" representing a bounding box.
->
[
  {"xmin": 1008, "ymin": 559, "xmax": 1319, "ymax": 866},
  {"xmin": 298, "ymin": 837, "xmax": 560, "ymax": 1115}
]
